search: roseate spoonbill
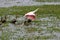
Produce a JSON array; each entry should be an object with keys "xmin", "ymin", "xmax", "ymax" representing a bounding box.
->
[{"xmin": 24, "ymin": 8, "xmax": 39, "ymax": 25}]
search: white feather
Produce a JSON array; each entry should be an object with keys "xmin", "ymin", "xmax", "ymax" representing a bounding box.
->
[{"xmin": 24, "ymin": 8, "xmax": 39, "ymax": 16}]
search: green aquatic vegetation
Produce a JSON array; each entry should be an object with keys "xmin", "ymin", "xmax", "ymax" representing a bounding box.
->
[
  {"xmin": 26, "ymin": 27, "xmax": 38, "ymax": 33},
  {"xmin": 47, "ymin": 27, "xmax": 60, "ymax": 32},
  {"xmin": 2, "ymin": 23, "xmax": 9, "ymax": 27},
  {"xmin": 17, "ymin": 37, "xmax": 24, "ymax": 40},
  {"xmin": 52, "ymin": 27, "xmax": 60, "ymax": 32},
  {"xmin": 34, "ymin": 35, "xmax": 54, "ymax": 40},
  {"xmin": 0, "ymin": 5, "xmax": 60, "ymax": 17}
]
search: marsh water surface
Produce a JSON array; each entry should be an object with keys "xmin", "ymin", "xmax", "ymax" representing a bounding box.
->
[{"xmin": 0, "ymin": 0, "xmax": 60, "ymax": 7}]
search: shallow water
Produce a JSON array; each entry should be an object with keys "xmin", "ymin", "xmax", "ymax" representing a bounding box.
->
[
  {"xmin": 1, "ymin": 14, "xmax": 60, "ymax": 40},
  {"xmin": 0, "ymin": 0, "xmax": 60, "ymax": 7}
]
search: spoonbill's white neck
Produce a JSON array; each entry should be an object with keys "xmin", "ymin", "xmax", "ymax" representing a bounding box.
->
[
  {"xmin": 24, "ymin": 8, "xmax": 39, "ymax": 18},
  {"xmin": 32, "ymin": 8, "xmax": 39, "ymax": 13}
]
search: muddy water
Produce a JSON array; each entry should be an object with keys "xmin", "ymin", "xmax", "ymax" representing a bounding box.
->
[
  {"xmin": 0, "ymin": 0, "xmax": 60, "ymax": 7},
  {"xmin": 1, "ymin": 14, "xmax": 60, "ymax": 40}
]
